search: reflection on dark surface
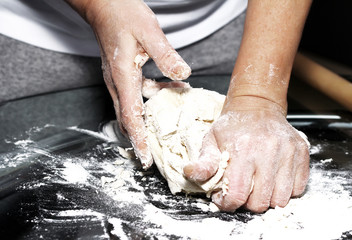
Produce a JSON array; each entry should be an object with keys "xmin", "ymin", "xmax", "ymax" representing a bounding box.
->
[
  {"xmin": 0, "ymin": 77, "xmax": 351, "ymax": 239},
  {"xmin": 0, "ymin": 125, "xmax": 256, "ymax": 239}
]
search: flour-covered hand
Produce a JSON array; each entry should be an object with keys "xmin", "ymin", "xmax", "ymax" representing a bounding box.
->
[
  {"xmin": 184, "ymin": 97, "xmax": 310, "ymax": 212},
  {"xmin": 66, "ymin": 0, "xmax": 191, "ymax": 169}
]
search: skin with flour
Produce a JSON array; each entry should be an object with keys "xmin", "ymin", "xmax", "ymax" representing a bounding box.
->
[
  {"xmin": 66, "ymin": 0, "xmax": 312, "ymax": 212},
  {"xmin": 66, "ymin": 0, "xmax": 191, "ymax": 170},
  {"xmin": 145, "ymin": 88, "xmax": 309, "ymax": 201},
  {"xmin": 184, "ymin": 0, "xmax": 312, "ymax": 212}
]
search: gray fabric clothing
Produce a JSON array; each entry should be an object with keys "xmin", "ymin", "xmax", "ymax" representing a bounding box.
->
[
  {"xmin": 0, "ymin": 12, "xmax": 245, "ymax": 103},
  {"xmin": 0, "ymin": 34, "xmax": 103, "ymax": 103},
  {"xmin": 0, "ymin": 0, "xmax": 246, "ymax": 55},
  {"xmin": 143, "ymin": 12, "xmax": 245, "ymax": 78}
]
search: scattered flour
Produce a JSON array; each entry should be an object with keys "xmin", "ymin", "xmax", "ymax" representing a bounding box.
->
[
  {"xmin": 67, "ymin": 126, "xmax": 116, "ymax": 142},
  {"xmin": 14, "ymin": 139, "xmax": 34, "ymax": 147},
  {"xmin": 108, "ymin": 218, "xmax": 129, "ymax": 240},
  {"xmin": 104, "ymin": 153, "xmax": 352, "ymax": 240},
  {"xmin": 143, "ymin": 204, "xmax": 237, "ymax": 240},
  {"xmin": 234, "ymin": 165, "xmax": 352, "ymax": 240},
  {"xmin": 309, "ymin": 144, "xmax": 323, "ymax": 155},
  {"xmin": 61, "ymin": 161, "xmax": 90, "ymax": 184},
  {"xmin": 133, "ymin": 165, "xmax": 352, "ymax": 240},
  {"xmin": 57, "ymin": 209, "xmax": 105, "ymax": 219},
  {"xmin": 2, "ymin": 125, "xmax": 352, "ymax": 240},
  {"xmin": 320, "ymin": 158, "xmax": 333, "ymax": 164}
]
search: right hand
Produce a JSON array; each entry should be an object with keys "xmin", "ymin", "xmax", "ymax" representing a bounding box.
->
[
  {"xmin": 184, "ymin": 97, "xmax": 310, "ymax": 213},
  {"xmin": 68, "ymin": 0, "xmax": 191, "ymax": 169}
]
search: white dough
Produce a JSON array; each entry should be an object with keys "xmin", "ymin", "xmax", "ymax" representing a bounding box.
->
[{"xmin": 145, "ymin": 88, "xmax": 227, "ymax": 195}]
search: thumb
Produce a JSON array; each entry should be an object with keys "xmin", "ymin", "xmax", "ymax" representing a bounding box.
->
[{"xmin": 184, "ymin": 130, "xmax": 222, "ymax": 182}]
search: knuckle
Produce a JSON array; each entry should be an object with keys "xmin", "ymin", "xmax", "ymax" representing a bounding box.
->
[
  {"xmin": 297, "ymin": 138, "xmax": 310, "ymax": 152},
  {"xmin": 159, "ymin": 49, "xmax": 176, "ymax": 64}
]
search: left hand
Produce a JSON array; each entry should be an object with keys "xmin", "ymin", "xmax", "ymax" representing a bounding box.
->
[
  {"xmin": 66, "ymin": 0, "xmax": 191, "ymax": 169},
  {"xmin": 184, "ymin": 96, "xmax": 310, "ymax": 213}
]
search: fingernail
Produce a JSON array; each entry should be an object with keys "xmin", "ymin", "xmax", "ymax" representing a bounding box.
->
[
  {"xmin": 169, "ymin": 61, "xmax": 191, "ymax": 81},
  {"xmin": 183, "ymin": 164, "xmax": 194, "ymax": 177},
  {"xmin": 134, "ymin": 148, "xmax": 153, "ymax": 170},
  {"xmin": 159, "ymin": 51, "xmax": 191, "ymax": 80},
  {"xmin": 141, "ymin": 156, "xmax": 153, "ymax": 170}
]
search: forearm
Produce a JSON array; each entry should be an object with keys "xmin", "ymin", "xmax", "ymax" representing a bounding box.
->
[{"xmin": 225, "ymin": 0, "xmax": 312, "ymax": 114}]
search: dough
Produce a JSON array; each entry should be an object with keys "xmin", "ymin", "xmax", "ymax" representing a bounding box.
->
[{"xmin": 145, "ymin": 88, "xmax": 227, "ymax": 196}]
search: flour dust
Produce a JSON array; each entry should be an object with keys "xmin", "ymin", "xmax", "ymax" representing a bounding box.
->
[{"xmin": 1, "ymin": 124, "xmax": 351, "ymax": 240}]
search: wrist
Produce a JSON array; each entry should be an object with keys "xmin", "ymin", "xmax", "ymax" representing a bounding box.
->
[
  {"xmin": 65, "ymin": 0, "xmax": 98, "ymax": 24},
  {"xmin": 225, "ymin": 64, "xmax": 290, "ymax": 115},
  {"xmin": 226, "ymin": 82, "xmax": 288, "ymax": 111},
  {"xmin": 222, "ymin": 95, "xmax": 287, "ymax": 117}
]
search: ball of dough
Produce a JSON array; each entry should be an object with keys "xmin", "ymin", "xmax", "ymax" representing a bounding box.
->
[{"xmin": 145, "ymin": 88, "xmax": 227, "ymax": 196}]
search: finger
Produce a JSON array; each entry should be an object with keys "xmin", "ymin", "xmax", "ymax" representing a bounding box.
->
[
  {"xmin": 270, "ymin": 147, "xmax": 296, "ymax": 208},
  {"xmin": 105, "ymin": 78, "xmax": 127, "ymax": 136},
  {"xmin": 142, "ymin": 77, "xmax": 191, "ymax": 99},
  {"xmin": 133, "ymin": 4, "xmax": 191, "ymax": 80},
  {"xmin": 212, "ymin": 154, "xmax": 255, "ymax": 212},
  {"xmin": 112, "ymin": 34, "xmax": 153, "ymax": 169},
  {"xmin": 244, "ymin": 141, "xmax": 280, "ymax": 213},
  {"xmin": 244, "ymin": 166, "xmax": 276, "ymax": 213},
  {"xmin": 100, "ymin": 54, "xmax": 128, "ymax": 136},
  {"xmin": 292, "ymin": 142, "xmax": 310, "ymax": 197},
  {"xmin": 183, "ymin": 130, "xmax": 222, "ymax": 183},
  {"xmin": 295, "ymin": 129, "xmax": 311, "ymax": 149}
]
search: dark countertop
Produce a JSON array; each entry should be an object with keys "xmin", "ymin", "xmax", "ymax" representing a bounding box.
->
[{"xmin": 1, "ymin": 76, "xmax": 351, "ymax": 239}]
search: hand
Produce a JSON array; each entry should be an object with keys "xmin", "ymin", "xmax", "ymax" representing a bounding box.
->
[
  {"xmin": 184, "ymin": 96, "xmax": 310, "ymax": 212},
  {"xmin": 67, "ymin": 0, "xmax": 191, "ymax": 169}
]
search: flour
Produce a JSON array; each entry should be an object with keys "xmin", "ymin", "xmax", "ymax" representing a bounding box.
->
[
  {"xmin": 108, "ymin": 218, "xmax": 129, "ymax": 240},
  {"xmin": 57, "ymin": 209, "xmax": 105, "ymax": 218},
  {"xmin": 143, "ymin": 204, "xmax": 237, "ymax": 240},
  {"xmin": 309, "ymin": 143, "xmax": 323, "ymax": 155},
  {"xmin": 100, "ymin": 137, "xmax": 351, "ymax": 239},
  {"xmin": 137, "ymin": 159, "xmax": 352, "ymax": 240},
  {"xmin": 68, "ymin": 126, "xmax": 116, "ymax": 142},
  {"xmin": 0, "ymin": 134, "xmax": 52, "ymax": 169},
  {"xmin": 2, "ymin": 124, "xmax": 352, "ymax": 240},
  {"xmin": 98, "ymin": 159, "xmax": 145, "ymax": 205},
  {"xmin": 61, "ymin": 161, "xmax": 90, "ymax": 184},
  {"xmin": 234, "ymin": 164, "xmax": 352, "ymax": 240},
  {"xmin": 14, "ymin": 139, "xmax": 34, "ymax": 147}
]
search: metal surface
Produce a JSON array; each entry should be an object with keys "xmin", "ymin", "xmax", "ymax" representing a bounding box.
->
[{"xmin": 0, "ymin": 77, "xmax": 351, "ymax": 239}]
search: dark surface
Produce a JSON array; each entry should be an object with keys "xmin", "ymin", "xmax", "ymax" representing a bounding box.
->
[
  {"xmin": 1, "ymin": 76, "xmax": 351, "ymax": 239},
  {"xmin": 300, "ymin": 0, "xmax": 352, "ymax": 68}
]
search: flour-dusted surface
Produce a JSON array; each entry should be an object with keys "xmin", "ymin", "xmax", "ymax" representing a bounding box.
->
[
  {"xmin": 145, "ymin": 88, "xmax": 226, "ymax": 195},
  {"xmin": 1, "ymin": 123, "xmax": 352, "ymax": 239}
]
